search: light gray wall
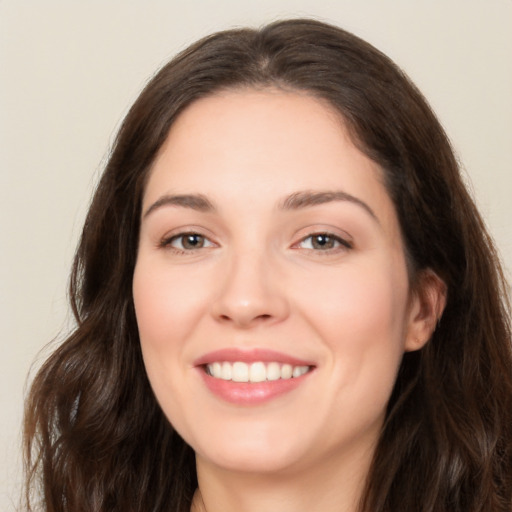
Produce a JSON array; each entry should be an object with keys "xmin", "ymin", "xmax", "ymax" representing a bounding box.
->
[{"xmin": 1, "ymin": 1, "xmax": 511, "ymax": 509}]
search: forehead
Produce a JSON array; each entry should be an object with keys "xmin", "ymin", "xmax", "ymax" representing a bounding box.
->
[{"xmin": 144, "ymin": 89, "xmax": 396, "ymax": 227}]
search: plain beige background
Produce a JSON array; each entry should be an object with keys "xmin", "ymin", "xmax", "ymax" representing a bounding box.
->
[{"xmin": 1, "ymin": 1, "xmax": 511, "ymax": 509}]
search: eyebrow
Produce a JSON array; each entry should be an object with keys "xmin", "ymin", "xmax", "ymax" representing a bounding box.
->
[
  {"xmin": 143, "ymin": 194, "xmax": 215, "ymax": 218},
  {"xmin": 143, "ymin": 190, "xmax": 378, "ymax": 224},
  {"xmin": 278, "ymin": 190, "xmax": 379, "ymax": 223}
]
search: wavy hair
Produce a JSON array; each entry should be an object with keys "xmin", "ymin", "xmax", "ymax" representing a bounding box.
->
[{"xmin": 24, "ymin": 18, "xmax": 512, "ymax": 512}]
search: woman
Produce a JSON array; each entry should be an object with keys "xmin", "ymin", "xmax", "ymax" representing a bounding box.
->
[{"xmin": 24, "ymin": 19, "xmax": 512, "ymax": 512}]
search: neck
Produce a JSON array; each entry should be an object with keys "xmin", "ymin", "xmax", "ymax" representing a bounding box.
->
[{"xmin": 191, "ymin": 445, "xmax": 373, "ymax": 512}]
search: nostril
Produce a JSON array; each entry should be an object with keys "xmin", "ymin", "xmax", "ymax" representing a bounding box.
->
[
  {"xmin": 218, "ymin": 313, "xmax": 272, "ymax": 322},
  {"xmin": 211, "ymin": 289, "xmax": 290, "ymax": 327},
  {"xmin": 216, "ymin": 311, "xmax": 278, "ymax": 328}
]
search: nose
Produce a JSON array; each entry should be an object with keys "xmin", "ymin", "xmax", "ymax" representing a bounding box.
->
[{"xmin": 210, "ymin": 249, "xmax": 290, "ymax": 329}]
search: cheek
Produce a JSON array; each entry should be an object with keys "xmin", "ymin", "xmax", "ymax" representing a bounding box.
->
[
  {"xmin": 303, "ymin": 260, "xmax": 407, "ymax": 335},
  {"xmin": 297, "ymin": 257, "xmax": 410, "ymax": 390},
  {"xmin": 132, "ymin": 261, "xmax": 205, "ymax": 430},
  {"xmin": 132, "ymin": 260, "xmax": 210, "ymax": 353}
]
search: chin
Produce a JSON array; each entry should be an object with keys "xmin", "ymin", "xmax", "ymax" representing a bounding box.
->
[
  {"xmin": 186, "ymin": 420, "xmax": 312, "ymax": 475},
  {"xmin": 196, "ymin": 442, "xmax": 304, "ymax": 476}
]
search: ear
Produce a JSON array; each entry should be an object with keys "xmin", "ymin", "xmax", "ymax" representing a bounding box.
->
[{"xmin": 404, "ymin": 269, "xmax": 447, "ymax": 352}]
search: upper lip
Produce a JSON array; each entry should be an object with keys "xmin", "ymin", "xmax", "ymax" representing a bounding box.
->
[{"xmin": 193, "ymin": 348, "xmax": 315, "ymax": 367}]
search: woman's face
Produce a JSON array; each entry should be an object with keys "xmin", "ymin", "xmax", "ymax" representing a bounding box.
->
[{"xmin": 133, "ymin": 90, "xmax": 426, "ymax": 476}]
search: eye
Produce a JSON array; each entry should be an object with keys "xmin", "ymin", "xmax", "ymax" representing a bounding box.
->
[
  {"xmin": 297, "ymin": 233, "xmax": 352, "ymax": 251},
  {"xmin": 162, "ymin": 232, "xmax": 215, "ymax": 251}
]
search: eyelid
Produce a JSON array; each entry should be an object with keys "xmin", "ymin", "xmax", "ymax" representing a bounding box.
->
[
  {"xmin": 299, "ymin": 234, "xmax": 351, "ymax": 249},
  {"xmin": 169, "ymin": 233, "xmax": 215, "ymax": 250},
  {"xmin": 291, "ymin": 227, "xmax": 354, "ymax": 252},
  {"xmin": 158, "ymin": 226, "xmax": 218, "ymax": 251}
]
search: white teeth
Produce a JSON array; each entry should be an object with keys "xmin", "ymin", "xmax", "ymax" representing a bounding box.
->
[
  {"xmin": 267, "ymin": 362, "xmax": 281, "ymax": 381},
  {"xmin": 205, "ymin": 361, "xmax": 311, "ymax": 383},
  {"xmin": 211, "ymin": 362, "xmax": 222, "ymax": 378},
  {"xmin": 293, "ymin": 365, "xmax": 308, "ymax": 378},
  {"xmin": 221, "ymin": 361, "xmax": 232, "ymax": 380},
  {"xmin": 281, "ymin": 364, "xmax": 293, "ymax": 379},
  {"xmin": 249, "ymin": 362, "xmax": 266, "ymax": 382},
  {"xmin": 232, "ymin": 362, "xmax": 249, "ymax": 382}
]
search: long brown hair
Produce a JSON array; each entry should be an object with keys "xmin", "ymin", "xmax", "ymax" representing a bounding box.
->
[{"xmin": 24, "ymin": 19, "xmax": 512, "ymax": 512}]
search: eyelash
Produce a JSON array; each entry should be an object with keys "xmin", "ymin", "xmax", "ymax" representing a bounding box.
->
[
  {"xmin": 159, "ymin": 232, "xmax": 215, "ymax": 253},
  {"xmin": 294, "ymin": 232, "xmax": 353, "ymax": 253},
  {"xmin": 159, "ymin": 231, "xmax": 352, "ymax": 255}
]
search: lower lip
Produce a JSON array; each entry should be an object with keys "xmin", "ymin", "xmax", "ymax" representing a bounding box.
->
[{"xmin": 198, "ymin": 369, "xmax": 312, "ymax": 405}]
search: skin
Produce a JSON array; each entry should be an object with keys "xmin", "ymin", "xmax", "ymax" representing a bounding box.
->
[{"xmin": 133, "ymin": 89, "xmax": 444, "ymax": 512}]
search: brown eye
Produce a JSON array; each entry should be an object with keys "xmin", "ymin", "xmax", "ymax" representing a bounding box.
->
[
  {"xmin": 311, "ymin": 234, "xmax": 336, "ymax": 249},
  {"xmin": 181, "ymin": 234, "xmax": 205, "ymax": 249},
  {"xmin": 298, "ymin": 233, "xmax": 352, "ymax": 251},
  {"xmin": 166, "ymin": 233, "xmax": 214, "ymax": 251}
]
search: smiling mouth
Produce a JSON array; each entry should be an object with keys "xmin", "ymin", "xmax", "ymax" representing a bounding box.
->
[{"xmin": 205, "ymin": 361, "xmax": 313, "ymax": 383}]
